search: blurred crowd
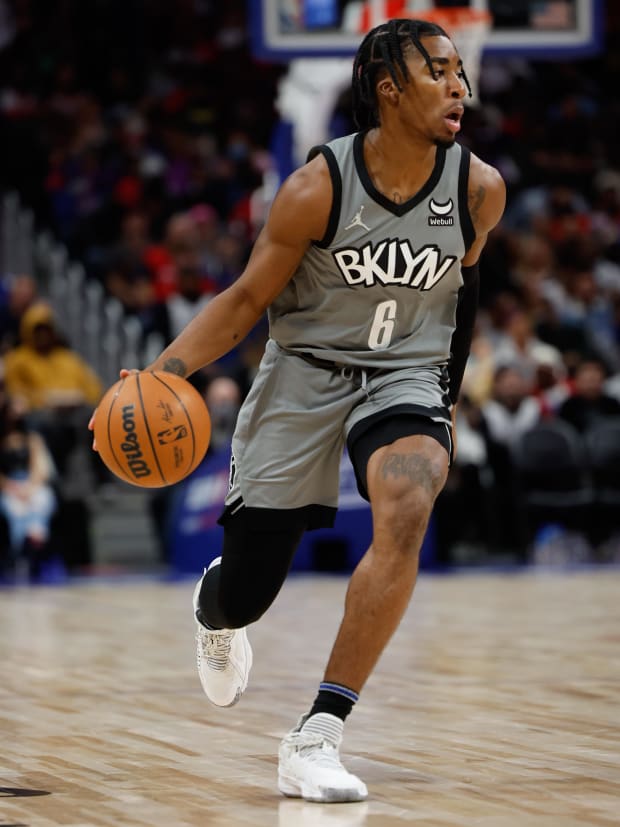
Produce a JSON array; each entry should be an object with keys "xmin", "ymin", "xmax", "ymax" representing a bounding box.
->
[{"xmin": 1, "ymin": 0, "xmax": 620, "ymax": 576}]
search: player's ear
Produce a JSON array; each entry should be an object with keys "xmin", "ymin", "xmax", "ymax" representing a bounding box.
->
[{"xmin": 376, "ymin": 76, "xmax": 399, "ymax": 106}]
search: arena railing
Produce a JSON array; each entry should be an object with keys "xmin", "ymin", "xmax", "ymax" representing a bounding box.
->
[{"xmin": 2, "ymin": 191, "xmax": 165, "ymax": 387}]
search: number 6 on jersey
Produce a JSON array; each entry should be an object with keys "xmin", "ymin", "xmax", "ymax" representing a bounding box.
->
[{"xmin": 368, "ymin": 300, "xmax": 397, "ymax": 350}]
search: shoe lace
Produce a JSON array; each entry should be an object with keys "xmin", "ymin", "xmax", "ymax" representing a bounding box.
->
[
  {"xmin": 294, "ymin": 733, "xmax": 345, "ymax": 771},
  {"xmin": 196, "ymin": 627, "xmax": 234, "ymax": 671}
]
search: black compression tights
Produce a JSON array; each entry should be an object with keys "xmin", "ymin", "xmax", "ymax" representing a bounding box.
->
[{"xmin": 197, "ymin": 512, "xmax": 306, "ymax": 629}]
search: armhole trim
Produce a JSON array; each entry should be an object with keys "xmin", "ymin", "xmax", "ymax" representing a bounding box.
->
[
  {"xmin": 311, "ymin": 145, "xmax": 342, "ymax": 249},
  {"xmin": 458, "ymin": 145, "xmax": 476, "ymax": 252}
]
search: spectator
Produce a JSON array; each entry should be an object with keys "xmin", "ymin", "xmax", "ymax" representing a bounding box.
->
[
  {"xmin": 205, "ymin": 375, "xmax": 242, "ymax": 452},
  {"xmin": 482, "ymin": 291, "xmax": 524, "ymax": 349},
  {"xmin": 545, "ymin": 237, "xmax": 620, "ymax": 371},
  {"xmin": 150, "ymin": 212, "xmax": 212, "ymax": 301},
  {"xmin": 481, "ymin": 365, "xmax": 542, "ymax": 449},
  {"xmin": 493, "ymin": 308, "xmax": 565, "ymax": 387},
  {"xmin": 0, "ymin": 393, "xmax": 57, "ymax": 568},
  {"xmin": 3, "ymin": 302, "xmax": 102, "ymax": 476},
  {"xmin": 504, "ymin": 185, "xmax": 590, "ymax": 235},
  {"xmin": 4, "ymin": 302, "xmax": 101, "ymax": 411},
  {"xmin": 558, "ymin": 359, "xmax": 620, "ymax": 434},
  {"xmin": 142, "ymin": 264, "xmax": 216, "ymax": 345},
  {"xmin": 509, "ymin": 234, "xmax": 556, "ymax": 314},
  {"xmin": 211, "ymin": 230, "xmax": 249, "ymax": 290},
  {"xmin": 100, "ymin": 210, "xmax": 158, "ymax": 315},
  {"xmin": 189, "ymin": 203, "xmax": 223, "ymax": 279},
  {"xmin": 532, "ymin": 351, "xmax": 572, "ymax": 416},
  {"xmin": 480, "ymin": 367, "xmax": 542, "ymax": 555}
]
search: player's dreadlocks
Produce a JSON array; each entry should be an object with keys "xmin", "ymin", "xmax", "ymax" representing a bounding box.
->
[{"xmin": 352, "ymin": 18, "xmax": 472, "ymax": 130}]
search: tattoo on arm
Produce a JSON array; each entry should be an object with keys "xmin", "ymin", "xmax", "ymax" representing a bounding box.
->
[
  {"xmin": 161, "ymin": 357, "xmax": 187, "ymax": 377},
  {"xmin": 468, "ymin": 185, "xmax": 486, "ymax": 227},
  {"xmin": 381, "ymin": 452, "xmax": 437, "ymax": 496}
]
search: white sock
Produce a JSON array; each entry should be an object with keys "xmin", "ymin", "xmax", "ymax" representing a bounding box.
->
[{"xmin": 302, "ymin": 712, "xmax": 344, "ymax": 745}]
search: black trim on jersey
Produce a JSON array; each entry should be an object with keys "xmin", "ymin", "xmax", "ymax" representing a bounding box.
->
[
  {"xmin": 347, "ymin": 402, "xmax": 451, "ymax": 454},
  {"xmin": 353, "ymin": 130, "xmax": 447, "ymax": 217},
  {"xmin": 350, "ymin": 414, "xmax": 453, "ymax": 501},
  {"xmin": 457, "ymin": 145, "xmax": 476, "ymax": 251},
  {"xmin": 307, "ymin": 144, "xmax": 342, "ymax": 249}
]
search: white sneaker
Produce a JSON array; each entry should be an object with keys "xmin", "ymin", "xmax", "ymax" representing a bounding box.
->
[
  {"xmin": 192, "ymin": 559, "xmax": 252, "ymax": 707},
  {"xmin": 278, "ymin": 713, "xmax": 368, "ymax": 803}
]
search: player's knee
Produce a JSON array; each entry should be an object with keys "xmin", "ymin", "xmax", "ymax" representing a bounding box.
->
[
  {"xmin": 216, "ymin": 592, "xmax": 273, "ymax": 629},
  {"xmin": 204, "ymin": 508, "xmax": 305, "ymax": 629},
  {"xmin": 198, "ymin": 574, "xmax": 275, "ymax": 628},
  {"xmin": 381, "ymin": 492, "xmax": 433, "ymax": 555},
  {"xmin": 372, "ymin": 459, "xmax": 447, "ymax": 555},
  {"xmin": 378, "ymin": 452, "xmax": 447, "ymax": 510}
]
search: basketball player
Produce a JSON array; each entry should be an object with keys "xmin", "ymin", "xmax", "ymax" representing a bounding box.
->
[{"xmin": 94, "ymin": 19, "xmax": 505, "ymax": 802}]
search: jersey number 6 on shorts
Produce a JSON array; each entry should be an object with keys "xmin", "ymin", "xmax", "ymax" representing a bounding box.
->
[{"xmin": 368, "ymin": 300, "xmax": 397, "ymax": 350}]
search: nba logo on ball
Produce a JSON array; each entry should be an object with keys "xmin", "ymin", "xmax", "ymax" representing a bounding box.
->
[
  {"xmin": 157, "ymin": 425, "xmax": 189, "ymax": 445},
  {"xmin": 94, "ymin": 372, "xmax": 211, "ymax": 487}
]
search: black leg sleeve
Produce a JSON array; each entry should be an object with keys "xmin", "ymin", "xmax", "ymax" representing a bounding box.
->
[
  {"xmin": 198, "ymin": 509, "xmax": 306, "ymax": 629},
  {"xmin": 447, "ymin": 262, "xmax": 480, "ymax": 406}
]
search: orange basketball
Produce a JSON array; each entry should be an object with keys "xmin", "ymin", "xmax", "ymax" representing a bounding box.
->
[{"xmin": 94, "ymin": 371, "xmax": 211, "ymax": 488}]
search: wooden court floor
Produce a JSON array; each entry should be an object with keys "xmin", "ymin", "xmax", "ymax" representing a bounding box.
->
[{"xmin": 1, "ymin": 569, "xmax": 618, "ymax": 827}]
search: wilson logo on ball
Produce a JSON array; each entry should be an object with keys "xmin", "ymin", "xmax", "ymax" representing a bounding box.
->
[{"xmin": 120, "ymin": 404, "xmax": 152, "ymax": 479}]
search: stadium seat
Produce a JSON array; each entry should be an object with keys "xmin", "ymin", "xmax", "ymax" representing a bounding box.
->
[
  {"xmin": 584, "ymin": 417, "xmax": 620, "ymax": 545},
  {"xmin": 512, "ymin": 419, "xmax": 593, "ymax": 546}
]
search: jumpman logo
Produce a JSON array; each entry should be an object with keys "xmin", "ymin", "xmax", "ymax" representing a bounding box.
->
[{"xmin": 345, "ymin": 205, "xmax": 371, "ymax": 232}]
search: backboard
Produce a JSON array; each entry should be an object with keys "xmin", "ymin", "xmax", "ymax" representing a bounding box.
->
[{"xmin": 250, "ymin": 0, "xmax": 604, "ymax": 60}]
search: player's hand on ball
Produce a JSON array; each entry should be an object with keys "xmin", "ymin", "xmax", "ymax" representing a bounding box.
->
[{"xmin": 88, "ymin": 368, "xmax": 139, "ymax": 452}]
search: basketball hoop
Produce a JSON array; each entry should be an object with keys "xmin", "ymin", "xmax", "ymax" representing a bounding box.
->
[{"xmin": 345, "ymin": 2, "xmax": 492, "ymax": 104}]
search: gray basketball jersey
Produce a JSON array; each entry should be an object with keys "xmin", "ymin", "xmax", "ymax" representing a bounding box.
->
[{"xmin": 268, "ymin": 132, "xmax": 475, "ymax": 370}]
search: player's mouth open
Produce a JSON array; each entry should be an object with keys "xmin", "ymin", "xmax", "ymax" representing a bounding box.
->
[{"xmin": 444, "ymin": 111, "xmax": 462, "ymax": 133}]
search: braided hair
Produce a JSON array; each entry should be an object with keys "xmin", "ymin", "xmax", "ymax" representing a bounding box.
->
[{"xmin": 351, "ymin": 18, "xmax": 472, "ymax": 130}]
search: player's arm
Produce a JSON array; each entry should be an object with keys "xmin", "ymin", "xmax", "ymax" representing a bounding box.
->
[
  {"xmin": 461, "ymin": 155, "xmax": 506, "ymax": 267},
  {"xmin": 448, "ymin": 159, "xmax": 506, "ymax": 432},
  {"xmin": 147, "ymin": 156, "xmax": 332, "ymax": 378}
]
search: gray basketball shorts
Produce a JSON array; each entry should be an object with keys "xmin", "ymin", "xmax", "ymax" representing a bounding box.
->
[{"xmin": 222, "ymin": 339, "xmax": 452, "ymax": 528}]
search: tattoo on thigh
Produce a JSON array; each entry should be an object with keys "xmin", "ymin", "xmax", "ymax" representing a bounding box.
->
[
  {"xmin": 381, "ymin": 452, "xmax": 437, "ymax": 495},
  {"xmin": 161, "ymin": 357, "xmax": 187, "ymax": 377}
]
